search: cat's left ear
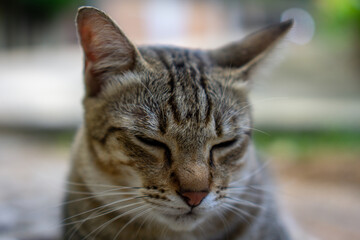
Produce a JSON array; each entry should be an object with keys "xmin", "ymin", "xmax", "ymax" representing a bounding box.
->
[
  {"xmin": 209, "ymin": 20, "xmax": 293, "ymax": 86},
  {"xmin": 76, "ymin": 7, "xmax": 142, "ymax": 97}
]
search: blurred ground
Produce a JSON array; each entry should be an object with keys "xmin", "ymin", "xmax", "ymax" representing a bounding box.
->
[
  {"xmin": 0, "ymin": 130, "xmax": 359, "ymax": 240},
  {"xmin": 273, "ymin": 151, "xmax": 360, "ymax": 240},
  {"xmin": 0, "ymin": 131, "xmax": 69, "ymax": 240}
]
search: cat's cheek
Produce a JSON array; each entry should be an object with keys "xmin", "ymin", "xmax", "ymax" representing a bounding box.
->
[
  {"xmin": 89, "ymin": 140, "xmax": 136, "ymax": 176},
  {"xmin": 91, "ymin": 140, "xmax": 111, "ymax": 162},
  {"xmin": 93, "ymin": 136, "xmax": 135, "ymax": 165},
  {"xmin": 211, "ymin": 152, "xmax": 230, "ymax": 169},
  {"xmin": 110, "ymin": 149, "xmax": 132, "ymax": 164}
]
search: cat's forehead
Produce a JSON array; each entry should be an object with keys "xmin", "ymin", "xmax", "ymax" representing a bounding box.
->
[
  {"xmin": 140, "ymin": 46, "xmax": 248, "ymax": 120},
  {"xmin": 98, "ymin": 47, "xmax": 248, "ymax": 135},
  {"xmin": 104, "ymin": 81, "xmax": 249, "ymax": 141},
  {"xmin": 99, "ymin": 46, "xmax": 251, "ymax": 139}
]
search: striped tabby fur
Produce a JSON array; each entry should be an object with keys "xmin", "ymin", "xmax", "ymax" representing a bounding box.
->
[{"xmin": 63, "ymin": 6, "xmax": 295, "ymax": 240}]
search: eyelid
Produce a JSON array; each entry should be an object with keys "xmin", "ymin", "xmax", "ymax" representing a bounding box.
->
[
  {"xmin": 135, "ymin": 135, "xmax": 172, "ymax": 165},
  {"xmin": 211, "ymin": 138, "xmax": 238, "ymax": 150},
  {"xmin": 135, "ymin": 135, "xmax": 167, "ymax": 148}
]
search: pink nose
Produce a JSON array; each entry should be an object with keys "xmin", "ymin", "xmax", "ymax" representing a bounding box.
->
[{"xmin": 180, "ymin": 191, "xmax": 209, "ymax": 207}]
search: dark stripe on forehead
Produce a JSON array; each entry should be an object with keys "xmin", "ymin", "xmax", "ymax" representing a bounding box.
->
[
  {"xmin": 214, "ymin": 113, "xmax": 223, "ymax": 137},
  {"xmin": 180, "ymin": 49, "xmax": 201, "ymax": 122},
  {"xmin": 158, "ymin": 108, "xmax": 168, "ymax": 134},
  {"xmin": 188, "ymin": 64, "xmax": 201, "ymax": 122},
  {"xmin": 152, "ymin": 48, "xmax": 181, "ymax": 123},
  {"xmin": 194, "ymin": 51, "xmax": 213, "ymax": 124}
]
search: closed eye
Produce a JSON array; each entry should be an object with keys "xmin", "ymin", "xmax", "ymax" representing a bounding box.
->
[
  {"xmin": 211, "ymin": 138, "xmax": 238, "ymax": 150},
  {"xmin": 135, "ymin": 135, "xmax": 168, "ymax": 149},
  {"xmin": 209, "ymin": 138, "xmax": 238, "ymax": 167},
  {"xmin": 135, "ymin": 135, "xmax": 172, "ymax": 165}
]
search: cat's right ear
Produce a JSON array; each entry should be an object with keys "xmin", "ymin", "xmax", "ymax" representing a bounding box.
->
[
  {"xmin": 76, "ymin": 7, "xmax": 139, "ymax": 97},
  {"xmin": 209, "ymin": 20, "xmax": 293, "ymax": 88}
]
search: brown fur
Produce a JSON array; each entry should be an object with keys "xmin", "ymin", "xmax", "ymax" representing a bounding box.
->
[{"xmin": 62, "ymin": 6, "xmax": 297, "ymax": 240}]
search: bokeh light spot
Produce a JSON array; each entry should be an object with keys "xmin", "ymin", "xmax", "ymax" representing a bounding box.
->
[{"xmin": 281, "ymin": 8, "xmax": 315, "ymax": 45}]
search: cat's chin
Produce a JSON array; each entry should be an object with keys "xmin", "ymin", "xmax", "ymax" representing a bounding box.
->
[{"xmin": 157, "ymin": 211, "xmax": 205, "ymax": 231}]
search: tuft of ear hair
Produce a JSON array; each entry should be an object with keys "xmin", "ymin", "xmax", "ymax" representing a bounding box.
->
[
  {"xmin": 209, "ymin": 20, "xmax": 294, "ymax": 84},
  {"xmin": 76, "ymin": 6, "xmax": 140, "ymax": 97}
]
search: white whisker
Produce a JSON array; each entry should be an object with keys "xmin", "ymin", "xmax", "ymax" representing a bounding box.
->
[
  {"xmin": 220, "ymin": 203, "xmax": 249, "ymax": 223},
  {"xmin": 223, "ymin": 202, "xmax": 254, "ymax": 220},
  {"xmin": 226, "ymin": 189, "xmax": 264, "ymax": 199},
  {"xmin": 214, "ymin": 208, "xmax": 230, "ymax": 238},
  {"xmin": 112, "ymin": 207, "xmax": 153, "ymax": 240},
  {"xmin": 62, "ymin": 196, "xmax": 146, "ymax": 226},
  {"xmin": 64, "ymin": 200, "xmax": 146, "ymax": 240},
  {"xmin": 224, "ymin": 196, "xmax": 264, "ymax": 210},
  {"xmin": 82, "ymin": 204, "xmax": 148, "ymax": 240},
  {"xmin": 64, "ymin": 180, "xmax": 144, "ymax": 189},
  {"xmin": 134, "ymin": 207, "xmax": 154, "ymax": 238},
  {"xmin": 229, "ymin": 160, "xmax": 270, "ymax": 186},
  {"xmin": 242, "ymin": 127, "xmax": 270, "ymax": 136},
  {"xmin": 60, "ymin": 190, "xmax": 139, "ymax": 206},
  {"xmin": 160, "ymin": 219, "xmax": 170, "ymax": 239}
]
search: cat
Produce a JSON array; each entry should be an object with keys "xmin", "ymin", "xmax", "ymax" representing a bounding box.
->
[{"xmin": 62, "ymin": 6, "xmax": 296, "ymax": 240}]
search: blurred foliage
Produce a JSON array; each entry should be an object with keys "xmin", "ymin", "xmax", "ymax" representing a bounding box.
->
[
  {"xmin": 317, "ymin": 0, "xmax": 360, "ymax": 26},
  {"xmin": 254, "ymin": 131, "xmax": 360, "ymax": 162},
  {"xmin": 0, "ymin": 0, "xmax": 86, "ymax": 48},
  {"xmin": 12, "ymin": 0, "xmax": 74, "ymax": 13},
  {"xmin": 0, "ymin": 0, "xmax": 85, "ymax": 21},
  {"xmin": 315, "ymin": 0, "xmax": 360, "ymax": 37},
  {"xmin": 0, "ymin": 0, "xmax": 84, "ymax": 19}
]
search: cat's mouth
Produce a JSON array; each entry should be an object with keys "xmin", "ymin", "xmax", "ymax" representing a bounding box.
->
[
  {"xmin": 164, "ymin": 209, "xmax": 197, "ymax": 219},
  {"xmin": 161, "ymin": 208, "xmax": 205, "ymax": 226},
  {"xmin": 150, "ymin": 193, "xmax": 217, "ymax": 230},
  {"xmin": 158, "ymin": 210, "xmax": 203, "ymax": 231},
  {"xmin": 175, "ymin": 211, "xmax": 198, "ymax": 221}
]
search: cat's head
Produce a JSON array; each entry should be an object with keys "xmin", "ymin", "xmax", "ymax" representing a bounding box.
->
[{"xmin": 75, "ymin": 7, "xmax": 292, "ymax": 231}]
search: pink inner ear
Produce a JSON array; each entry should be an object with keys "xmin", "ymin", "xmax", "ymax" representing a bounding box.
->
[{"xmin": 80, "ymin": 25, "xmax": 98, "ymax": 63}]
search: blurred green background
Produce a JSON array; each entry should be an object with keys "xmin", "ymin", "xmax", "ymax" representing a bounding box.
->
[{"xmin": 0, "ymin": 0, "xmax": 359, "ymax": 239}]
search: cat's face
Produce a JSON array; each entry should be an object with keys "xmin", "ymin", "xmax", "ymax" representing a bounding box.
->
[
  {"xmin": 76, "ymin": 7, "xmax": 292, "ymax": 232},
  {"xmin": 83, "ymin": 51, "xmax": 252, "ymax": 230}
]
